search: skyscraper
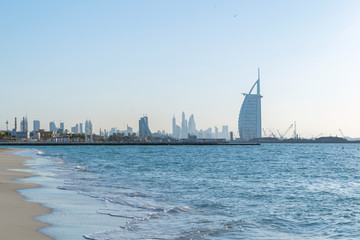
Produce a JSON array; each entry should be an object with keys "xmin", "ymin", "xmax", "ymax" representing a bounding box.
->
[
  {"xmin": 180, "ymin": 112, "xmax": 188, "ymax": 139},
  {"xmin": 172, "ymin": 116, "xmax": 180, "ymax": 139},
  {"xmin": 85, "ymin": 120, "xmax": 93, "ymax": 142},
  {"xmin": 20, "ymin": 117, "xmax": 28, "ymax": 132},
  {"xmin": 139, "ymin": 116, "xmax": 152, "ymax": 138},
  {"xmin": 49, "ymin": 122, "xmax": 57, "ymax": 132},
  {"xmin": 221, "ymin": 125, "xmax": 229, "ymax": 139},
  {"xmin": 33, "ymin": 120, "xmax": 40, "ymax": 132},
  {"xmin": 238, "ymin": 69, "xmax": 262, "ymax": 140},
  {"xmin": 188, "ymin": 114, "xmax": 196, "ymax": 135},
  {"xmin": 79, "ymin": 123, "xmax": 83, "ymax": 134},
  {"xmin": 60, "ymin": 122, "xmax": 64, "ymax": 130}
]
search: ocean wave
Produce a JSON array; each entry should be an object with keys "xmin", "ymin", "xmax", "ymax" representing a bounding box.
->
[
  {"xmin": 75, "ymin": 165, "xmax": 88, "ymax": 171},
  {"xmin": 164, "ymin": 206, "xmax": 191, "ymax": 214},
  {"xmin": 36, "ymin": 150, "xmax": 45, "ymax": 155},
  {"xmin": 124, "ymin": 192, "xmax": 151, "ymax": 198}
]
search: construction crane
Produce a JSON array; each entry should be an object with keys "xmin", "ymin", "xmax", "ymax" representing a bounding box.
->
[
  {"xmin": 262, "ymin": 128, "xmax": 267, "ymax": 138},
  {"xmin": 339, "ymin": 129, "xmax": 345, "ymax": 138},
  {"xmin": 277, "ymin": 124, "xmax": 294, "ymax": 140},
  {"xmin": 314, "ymin": 133, "xmax": 323, "ymax": 139},
  {"xmin": 282, "ymin": 124, "xmax": 293, "ymax": 139},
  {"xmin": 268, "ymin": 129, "xmax": 277, "ymax": 138},
  {"xmin": 293, "ymin": 121, "xmax": 297, "ymax": 139}
]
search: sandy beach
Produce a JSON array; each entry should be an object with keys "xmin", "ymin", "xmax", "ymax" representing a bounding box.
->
[{"xmin": 0, "ymin": 148, "xmax": 53, "ymax": 240}]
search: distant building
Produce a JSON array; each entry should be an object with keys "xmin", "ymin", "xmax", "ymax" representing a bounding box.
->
[
  {"xmin": 49, "ymin": 122, "xmax": 57, "ymax": 132},
  {"xmin": 204, "ymin": 128, "xmax": 212, "ymax": 138},
  {"xmin": 71, "ymin": 124, "xmax": 79, "ymax": 134},
  {"xmin": 79, "ymin": 123, "xmax": 83, "ymax": 134},
  {"xmin": 110, "ymin": 128, "xmax": 116, "ymax": 136},
  {"xmin": 53, "ymin": 136, "xmax": 70, "ymax": 143},
  {"xmin": 188, "ymin": 114, "xmax": 196, "ymax": 135},
  {"xmin": 33, "ymin": 130, "xmax": 56, "ymax": 141},
  {"xmin": 59, "ymin": 122, "xmax": 64, "ymax": 130},
  {"xmin": 180, "ymin": 112, "xmax": 188, "ymax": 139},
  {"xmin": 115, "ymin": 125, "xmax": 134, "ymax": 136},
  {"xmin": 139, "ymin": 116, "xmax": 152, "ymax": 138},
  {"xmin": 33, "ymin": 120, "xmax": 40, "ymax": 132},
  {"xmin": 20, "ymin": 117, "xmax": 28, "ymax": 132},
  {"xmin": 15, "ymin": 131, "xmax": 29, "ymax": 139},
  {"xmin": 85, "ymin": 120, "xmax": 93, "ymax": 142},
  {"xmin": 221, "ymin": 125, "xmax": 229, "ymax": 140},
  {"xmin": 172, "ymin": 116, "xmax": 180, "ymax": 139},
  {"xmin": 238, "ymin": 69, "xmax": 262, "ymax": 140},
  {"xmin": 126, "ymin": 125, "xmax": 133, "ymax": 135}
]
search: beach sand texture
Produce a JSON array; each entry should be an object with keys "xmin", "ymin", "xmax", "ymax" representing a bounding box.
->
[{"xmin": 0, "ymin": 148, "xmax": 53, "ymax": 240}]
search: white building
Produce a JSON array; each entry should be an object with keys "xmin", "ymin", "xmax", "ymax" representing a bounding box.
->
[
  {"xmin": 85, "ymin": 120, "xmax": 93, "ymax": 142},
  {"xmin": 238, "ymin": 69, "xmax": 262, "ymax": 140}
]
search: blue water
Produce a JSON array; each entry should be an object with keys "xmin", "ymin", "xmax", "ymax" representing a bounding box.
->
[{"xmin": 12, "ymin": 144, "xmax": 360, "ymax": 239}]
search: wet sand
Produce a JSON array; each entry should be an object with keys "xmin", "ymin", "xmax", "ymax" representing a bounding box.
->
[{"xmin": 0, "ymin": 148, "xmax": 53, "ymax": 240}]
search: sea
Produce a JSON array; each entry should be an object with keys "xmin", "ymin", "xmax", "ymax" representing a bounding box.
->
[{"xmin": 8, "ymin": 144, "xmax": 360, "ymax": 239}]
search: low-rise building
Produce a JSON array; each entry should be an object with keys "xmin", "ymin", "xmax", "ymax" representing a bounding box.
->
[{"xmin": 33, "ymin": 130, "xmax": 56, "ymax": 141}]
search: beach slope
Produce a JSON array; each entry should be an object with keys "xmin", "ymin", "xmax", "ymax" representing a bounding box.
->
[{"xmin": 0, "ymin": 148, "xmax": 52, "ymax": 240}]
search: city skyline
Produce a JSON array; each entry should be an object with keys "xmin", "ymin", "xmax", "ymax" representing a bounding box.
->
[
  {"xmin": 2, "ymin": 1, "xmax": 360, "ymax": 138},
  {"xmin": 2, "ymin": 114, "xmax": 231, "ymax": 139}
]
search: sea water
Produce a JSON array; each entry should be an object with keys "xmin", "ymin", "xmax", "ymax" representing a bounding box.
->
[{"xmin": 12, "ymin": 144, "xmax": 360, "ymax": 239}]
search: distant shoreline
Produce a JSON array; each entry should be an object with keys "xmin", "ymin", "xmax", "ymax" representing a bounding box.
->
[
  {"xmin": 0, "ymin": 142, "xmax": 260, "ymax": 146},
  {"xmin": 0, "ymin": 141, "xmax": 359, "ymax": 146}
]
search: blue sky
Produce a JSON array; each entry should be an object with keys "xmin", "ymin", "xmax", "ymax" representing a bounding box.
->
[{"xmin": 1, "ymin": 0, "xmax": 360, "ymax": 137}]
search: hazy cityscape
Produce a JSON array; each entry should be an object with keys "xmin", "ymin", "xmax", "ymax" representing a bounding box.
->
[
  {"xmin": 0, "ymin": 112, "xmax": 232, "ymax": 143},
  {"xmin": 0, "ymin": 70, "xmax": 356, "ymax": 144}
]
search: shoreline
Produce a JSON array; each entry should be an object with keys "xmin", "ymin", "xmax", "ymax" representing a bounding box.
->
[
  {"xmin": 0, "ymin": 148, "xmax": 53, "ymax": 240},
  {"xmin": 0, "ymin": 142, "xmax": 260, "ymax": 146}
]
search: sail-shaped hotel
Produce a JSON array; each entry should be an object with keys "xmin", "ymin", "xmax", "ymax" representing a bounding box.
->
[{"xmin": 238, "ymin": 69, "xmax": 262, "ymax": 140}]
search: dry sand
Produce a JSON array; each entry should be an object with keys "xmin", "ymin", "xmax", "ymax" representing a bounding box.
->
[{"xmin": 0, "ymin": 148, "xmax": 53, "ymax": 240}]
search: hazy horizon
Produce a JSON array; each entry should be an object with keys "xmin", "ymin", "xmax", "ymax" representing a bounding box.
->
[{"xmin": 2, "ymin": 0, "xmax": 360, "ymax": 138}]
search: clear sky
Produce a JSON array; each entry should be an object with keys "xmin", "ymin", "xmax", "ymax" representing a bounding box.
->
[{"xmin": 1, "ymin": 0, "xmax": 360, "ymax": 138}]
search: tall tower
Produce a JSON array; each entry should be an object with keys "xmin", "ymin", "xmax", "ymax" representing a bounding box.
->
[
  {"xmin": 180, "ymin": 112, "xmax": 188, "ymax": 139},
  {"xmin": 33, "ymin": 120, "xmax": 40, "ymax": 131},
  {"xmin": 85, "ymin": 120, "xmax": 93, "ymax": 142},
  {"xmin": 238, "ymin": 69, "xmax": 262, "ymax": 140},
  {"xmin": 188, "ymin": 114, "xmax": 196, "ymax": 135},
  {"xmin": 172, "ymin": 116, "xmax": 177, "ymax": 137},
  {"xmin": 49, "ymin": 121, "xmax": 57, "ymax": 132},
  {"xmin": 139, "ymin": 116, "xmax": 152, "ymax": 138},
  {"xmin": 20, "ymin": 117, "xmax": 28, "ymax": 132},
  {"xmin": 89, "ymin": 120, "xmax": 93, "ymax": 142}
]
